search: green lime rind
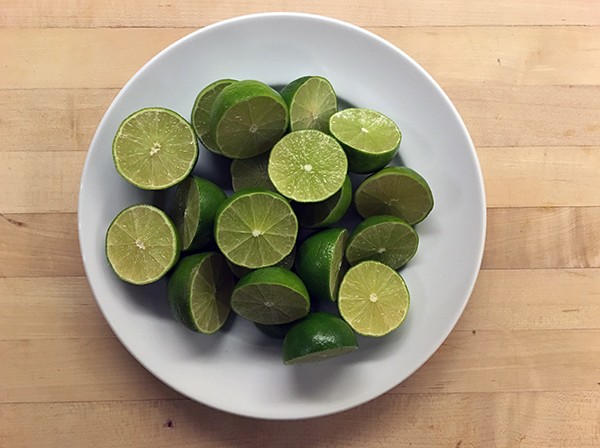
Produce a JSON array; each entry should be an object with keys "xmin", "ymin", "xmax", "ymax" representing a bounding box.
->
[
  {"xmin": 191, "ymin": 79, "xmax": 237, "ymax": 154},
  {"xmin": 295, "ymin": 228, "xmax": 348, "ymax": 302},
  {"xmin": 228, "ymin": 247, "xmax": 296, "ymax": 279},
  {"xmin": 209, "ymin": 80, "xmax": 289, "ymax": 159},
  {"xmin": 329, "ymin": 108, "xmax": 401, "ymax": 174},
  {"xmin": 105, "ymin": 204, "xmax": 180, "ymax": 285},
  {"xmin": 282, "ymin": 312, "xmax": 358, "ymax": 365},
  {"xmin": 231, "ymin": 267, "xmax": 310, "ymax": 325},
  {"xmin": 346, "ymin": 215, "xmax": 418, "ymax": 270},
  {"xmin": 214, "ymin": 188, "xmax": 298, "ymax": 269},
  {"xmin": 230, "ymin": 152, "xmax": 276, "ymax": 193},
  {"xmin": 280, "ymin": 76, "xmax": 338, "ymax": 133},
  {"xmin": 294, "ymin": 175, "xmax": 352, "ymax": 228},
  {"xmin": 112, "ymin": 107, "xmax": 199, "ymax": 190},
  {"xmin": 172, "ymin": 176, "xmax": 227, "ymax": 251},
  {"xmin": 354, "ymin": 166, "xmax": 434, "ymax": 225},
  {"xmin": 338, "ymin": 260, "xmax": 410, "ymax": 337},
  {"xmin": 167, "ymin": 252, "xmax": 234, "ymax": 334}
]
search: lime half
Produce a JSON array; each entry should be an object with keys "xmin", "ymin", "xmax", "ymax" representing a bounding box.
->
[
  {"xmin": 191, "ymin": 78, "xmax": 237, "ymax": 154},
  {"xmin": 338, "ymin": 260, "xmax": 409, "ymax": 337},
  {"xmin": 231, "ymin": 267, "xmax": 310, "ymax": 325},
  {"xmin": 167, "ymin": 252, "xmax": 234, "ymax": 334},
  {"xmin": 294, "ymin": 175, "xmax": 352, "ymax": 228},
  {"xmin": 210, "ymin": 80, "xmax": 288, "ymax": 159},
  {"xmin": 215, "ymin": 189, "xmax": 298, "ymax": 269},
  {"xmin": 230, "ymin": 152, "xmax": 276, "ymax": 193},
  {"xmin": 355, "ymin": 166, "xmax": 434, "ymax": 225},
  {"xmin": 330, "ymin": 108, "xmax": 401, "ymax": 174},
  {"xmin": 171, "ymin": 176, "xmax": 227, "ymax": 251},
  {"xmin": 268, "ymin": 130, "xmax": 348, "ymax": 202},
  {"xmin": 346, "ymin": 215, "xmax": 418, "ymax": 269},
  {"xmin": 280, "ymin": 76, "xmax": 337, "ymax": 133},
  {"xmin": 105, "ymin": 204, "xmax": 180, "ymax": 285},
  {"xmin": 112, "ymin": 108, "xmax": 198, "ymax": 190},
  {"xmin": 283, "ymin": 312, "xmax": 358, "ymax": 365}
]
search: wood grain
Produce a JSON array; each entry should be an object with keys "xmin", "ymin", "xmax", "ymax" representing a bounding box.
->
[
  {"xmin": 1, "ymin": 0, "xmax": 598, "ymax": 27},
  {"xmin": 2, "ymin": 27, "xmax": 600, "ymax": 89},
  {"xmin": 1, "ymin": 393, "xmax": 599, "ymax": 447}
]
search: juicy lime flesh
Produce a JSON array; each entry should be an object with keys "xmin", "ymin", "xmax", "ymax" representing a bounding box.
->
[
  {"xmin": 216, "ymin": 191, "xmax": 298, "ymax": 268},
  {"xmin": 268, "ymin": 130, "xmax": 348, "ymax": 202},
  {"xmin": 346, "ymin": 217, "xmax": 418, "ymax": 269},
  {"xmin": 295, "ymin": 175, "xmax": 352, "ymax": 228},
  {"xmin": 232, "ymin": 283, "xmax": 309, "ymax": 325},
  {"xmin": 338, "ymin": 261, "xmax": 409, "ymax": 337},
  {"xmin": 230, "ymin": 152, "xmax": 275, "ymax": 192},
  {"xmin": 356, "ymin": 167, "xmax": 433, "ymax": 224},
  {"xmin": 192, "ymin": 79, "xmax": 236, "ymax": 152},
  {"xmin": 330, "ymin": 108, "xmax": 400, "ymax": 154},
  {"xmin": 113, "ymin": 108, "xmax": 198, "ymax": 190},
  {"xmin": 172, "ymin": 177, "xmax": 200, "ymax": 250},
  {"xmin": 215, "ymin": 97, "xmax": 287, "ymax": 158},
  {"xmin": 289, "ymin": 77, "xmax": 337, "ymax": 132},
  {"xmin": 189, "ymin": 253, "xmax": 234, "ymax": 333},
  {"xmin": 106, "ymin": 205, "xmax": 179, "ymax": 285}
]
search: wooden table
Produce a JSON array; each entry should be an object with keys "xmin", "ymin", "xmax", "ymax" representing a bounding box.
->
[{"xmin": 1, "ymin": 2, "xmax": 599, "ymax": 446}]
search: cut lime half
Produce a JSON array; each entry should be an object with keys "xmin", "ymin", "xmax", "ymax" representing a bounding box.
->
[
  {"xmin": 230, "ymin": 152, "xmax": 276, "ymax": 193},
  {"xmin": 294, "ymin": 175, "xmax": 352, "ymax": 228},
  {"xmin": 280, "ymin": 76, "xmax": 337, "ymax": 133}
]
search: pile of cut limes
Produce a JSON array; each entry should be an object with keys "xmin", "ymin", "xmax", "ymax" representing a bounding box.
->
[{"xmin": 106, "ymin": 77, "xmax": 433, "ymax": 365}]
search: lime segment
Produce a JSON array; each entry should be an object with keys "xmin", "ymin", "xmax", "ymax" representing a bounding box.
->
[
  {"xmin": 338, "ymin": 260, "xmax": 409, "ymax": 337},
  {"xmin": 280, "ymin": 76, "xmax": 337, "ymax": 133},
  {"xmin": 215, "ymin": 189, "xmax": 298, "ymax": 269},
  {"xmin": 355, "ymin": 166, "xmax": 434, "ymax": 225},
  {"xmin": 268, "ymin": 130, "xmax": 348, "ymax": 202},
  {"xmin": 294, "ymin": 175, "xmax": 352, "ymax": 228},
  {"xmin": 191, "ymin": 79, "xmax": 237, "ymax": 154},
  {"xmin": 167, "ymin": 252, "xmax": 234, "ymax": 334},
  {"xmin": 329, "ymin": 108, "xmax": 401, "ymax": 174},
  {"xmin": 112, "ymin": 108, "xmax": 198, "ymax": 190},
  {"xmin": 230, "ymin": 152, "xmax": 276, "ymax": 192},
  {"xmin": 105, "ymin": 204, "xmax": 180, "ymax": 285},
  {"xmin": 346, "ymin": 215, "xmax": 418, "ymax": 269}
]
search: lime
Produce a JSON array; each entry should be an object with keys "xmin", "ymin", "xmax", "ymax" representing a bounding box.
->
[
  {"xmin": 268, "ymin": 130, "xmax": 348, "ymax": 202},
  {"xmin": 167, "ymin": 252, "xmax": 234, "ymax": 334},
  {"xmin": 230, "ymin": 152, "xmax": 276, "ymax": 193},
  {"xmin": 294, "ymin": 175, "xmax": 352, "ymax": 228},
  {"xmin": 280, "ymin": 76, "xmax": 337, "ymax": 133},
  {"xmin": 354, "ymin": 166, "xmax": 434, "ymax": 225},
  {"xmin": 112, "ymin": 108, "xmax": 198, "ymax": 190},
  {"xmin": 295, "ymin": 228, "xmax": 348, "ymax": 302},
  {"xmin": 209, "ymin": 80, "xmax": 288, "ymax": 159},
  {"xmin": 329, "ymin": 108, "xmax": 401, "ymax": 174},
  {"xmin": 338, "ymin": 260, "xmax": 409, "ymax": 337},
  {"xmin": 228, "ymin": 247, "xmax": 296, "ymax": 279},
  {"xmin": 231, "ymin": 267, "xmax": 310, "ymax": 325},
  {"xmin": 105, "ymin": 204, "xmax": 180, "ymax": 285},
  {"xmin": 191, "ymin": 79, "xmax": 237, "ymax": 154},
  {"xmin": 282, "ymin": 312, "xmax": 358, "ymax": 365},
  {"xmin": 171, "ymin": 176, "xmax": 227, "ymax": 251},
  {"xmin": 214, "ymin": 189, "xmax": 298, "ymax": 269},
  {"xmin": 346, "ymin": 215, "xmax": 418, "ymax": 269}
]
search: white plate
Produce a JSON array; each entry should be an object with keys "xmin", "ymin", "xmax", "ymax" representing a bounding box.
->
[{"xmin": 78, "ymin": 13, "xmax": 486, "ymax": 420}]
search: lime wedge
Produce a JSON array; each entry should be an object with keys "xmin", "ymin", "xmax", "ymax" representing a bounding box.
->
[
  {"xmin": 280, "ymin": 76, "xmax": 337, "ymax": 133},
  {"xmin": 355, "ymin": 166, "xmax": 434, "ymax": 225},
  {"xmin": 171, "ymin": 176, "xmax": 227, "ymax": 251},
  {"xmin": 231, "ymin": 267, "xmax": 310, "ymax": 325},
  {"xmin": 282, "ymin": 312, "xmax": 358, "ymax": 365},
  {"xmin": 112, "ymin": 108, "xmax": 198, "ymax": 190},
  {"xmin": 346, "ymin": 215, "xmax": 418, "ymax": 269},
  {"xmin": 295, "ymin": 228, "xmax": 348, "ymax": 302},
  {"xmin": 210, "ymin": 80, "xmax": 288, "ymax": 159},
  {"xmin": 294, "ymin": 175, "xmax": 352, "ymax": 228},
  {"xmin": 105, "ymin": 204, "xmax": 180, "ymax": 285},
  {"xmin": 214, "ymin": 189, "xmax": 298, "ymax": 269},
  {"xmin": 228, "ymin": 247, "xmax": 296, "ymax": 279},
  {"xmin": 230, "ymin": 152, "xmax": 276, "ymax": 192},
  {"xmin": 167, "ymin": 252, "xmax": 234, "ymax": 334},
  {"xmin": 329, "ymin": 108, "xmax": 401, "ymax": 174},
  {"xmin": 191, "ymin": 79, "xmax": 237, "ymax": 154},
  {"xmin": 338, "ymin": 260, "xmax": 409, "ymax": 337},
  {"xmin": 268, "ymin": 130, "xmax": 348, "ymax": 202}
]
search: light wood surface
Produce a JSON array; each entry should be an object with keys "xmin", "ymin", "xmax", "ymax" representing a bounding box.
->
[{"xmin": 1, "ymin": 1, "xmax": 599, "ymax": 446}]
